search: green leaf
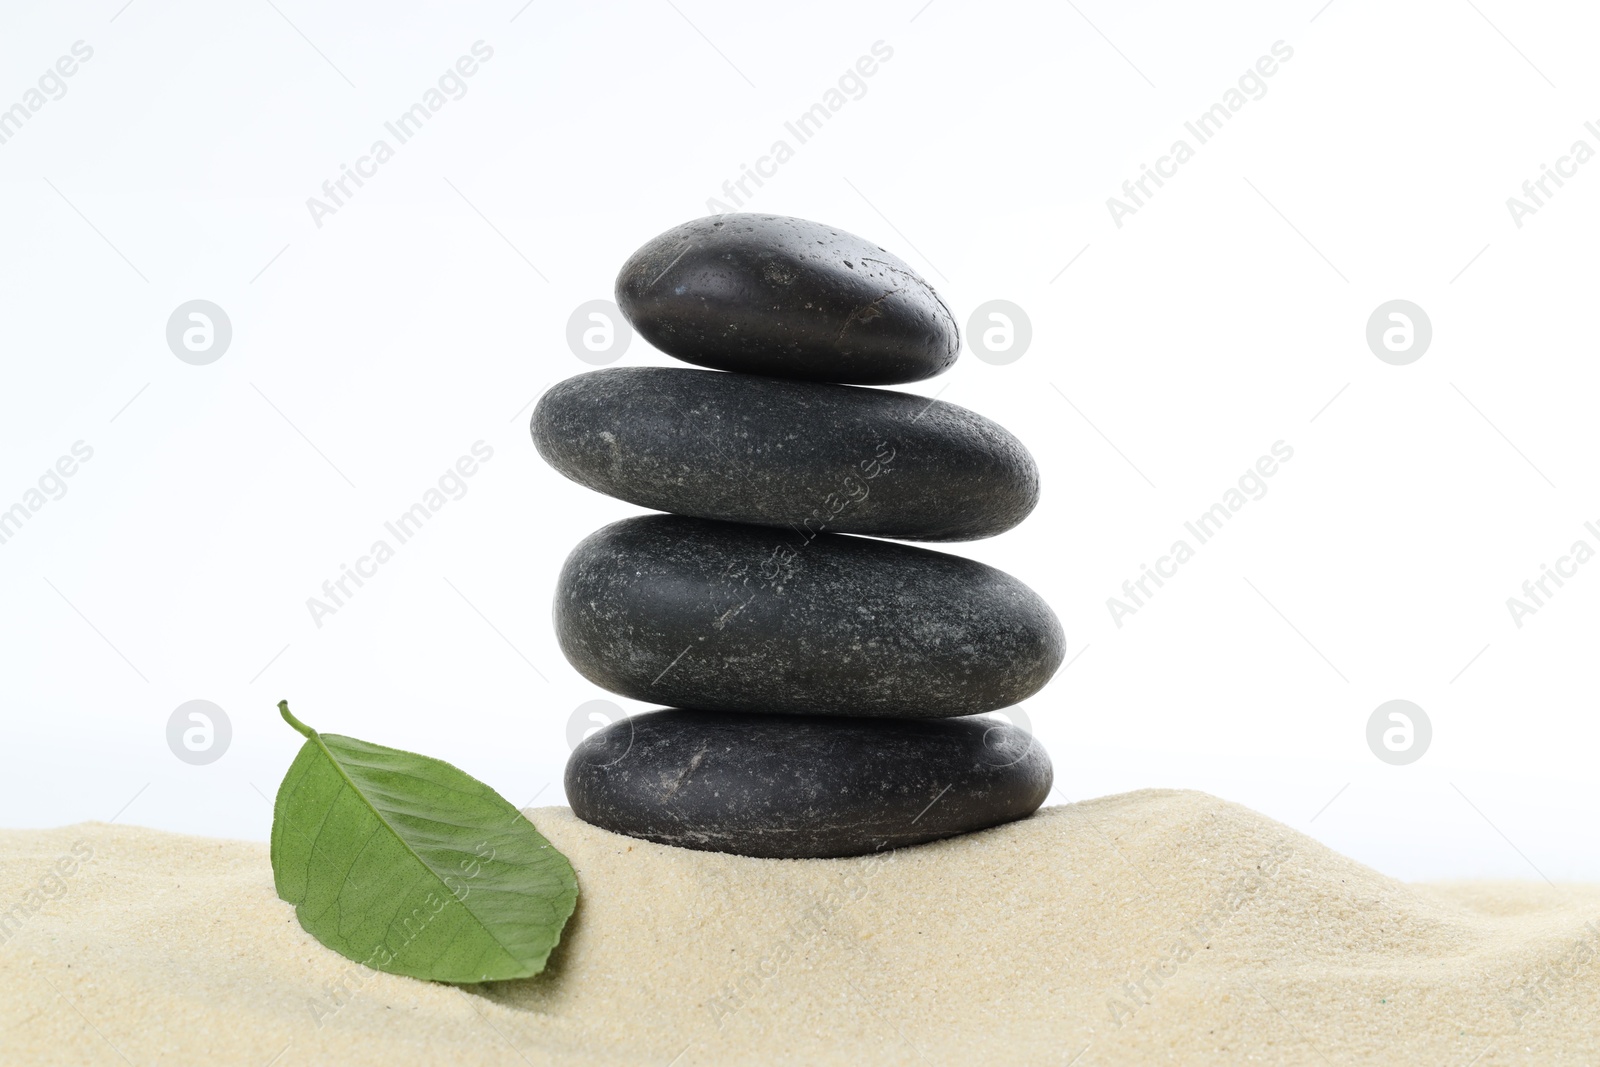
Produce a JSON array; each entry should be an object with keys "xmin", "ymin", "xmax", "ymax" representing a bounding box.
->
[{"xmin": 270, "ymin": 700, "xmax": 577, "ymax": 984}]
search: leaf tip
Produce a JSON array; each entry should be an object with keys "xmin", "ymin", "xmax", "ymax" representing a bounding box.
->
[{"xmin": 278, "ymin": 700, "xmax": 316, "ymax": 739}]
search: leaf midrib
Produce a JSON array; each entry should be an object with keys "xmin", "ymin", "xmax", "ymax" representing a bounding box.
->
[{"xmin": 309, "ymin": 729, "xmax": 524, "ymax": 973}]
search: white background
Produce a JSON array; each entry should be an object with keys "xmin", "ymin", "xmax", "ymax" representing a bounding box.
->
[{"xmin": 2, "ymin": 0, "xmax": 1595, "ymax": 881}]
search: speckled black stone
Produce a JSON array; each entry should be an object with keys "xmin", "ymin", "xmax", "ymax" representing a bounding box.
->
[
  {"xmin": 554, "ymin": 514, "xmax": 1064, "ymax": 718},
  {"xmin": 565, "ymin": 708, "xmax": 1052, "ymax": 858},
  {"xmin": 531, "ymin": 367, "xmax": 1038, "ymax": 543},
  {"xmin": 615, "ymin": 215, "xmax": 959, "ymax": 385}
]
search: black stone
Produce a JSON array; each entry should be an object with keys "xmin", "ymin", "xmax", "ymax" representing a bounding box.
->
[
  {"xmin": 565, "ymin": 708, "xmax": 1052, "ymax": 858},
  {"xmin": 554, "ymin": 515, "xmax": 1064, "ymax": 718},
  {"xmin": 532, "ymin": 367, "xmax": 1038, "ymax": 543},
  {"xmin": 615, "ymin": 214, "xmax": 959, "ymax": 385}
]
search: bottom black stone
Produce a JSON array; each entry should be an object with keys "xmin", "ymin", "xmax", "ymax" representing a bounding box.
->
[{"xmin": 564, "ymin": 709, "xmax": 1052, "ymax": 859}]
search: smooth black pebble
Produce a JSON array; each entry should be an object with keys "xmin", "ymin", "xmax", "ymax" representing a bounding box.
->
[
  {"xmin": 565, "ymin": 708, "xmax": 1052, "ymax": 858},
  {"xmin": 531, "ymin": 367, "xmax": 1039, "ymax": 542},
  {"xmin": 554, "ymin": 515, "xmax": 1064, "ymax": 718},
  {"xmin": 615, "ymin": 214, "xmax": 959, "ymax": 385}
]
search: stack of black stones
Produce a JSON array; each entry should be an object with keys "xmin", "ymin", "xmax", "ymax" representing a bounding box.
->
[{"xmin": 533, "ymin": 214, "xmax": 1064, "ymax": 859}]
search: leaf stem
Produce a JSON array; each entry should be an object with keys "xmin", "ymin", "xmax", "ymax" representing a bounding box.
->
[{"xmin": 278, "ymin": 700, "xmax": 316, "ymax": 739}]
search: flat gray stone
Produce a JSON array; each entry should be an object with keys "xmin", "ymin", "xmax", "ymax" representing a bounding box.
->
[
  {"xmin": 532, "ymin": 367, "xmax": 1039, "ymax": 542},
  {"xmin": 554, "ymin": 515, "xmax": 1064, "ymax": 718},
  {"xmin": 615, "ymin": 214, "xmax": 959, "ymax": 385},
  {"xmin": 565, "ymin": 709, "xmax": 1052, "ymax": 858}
]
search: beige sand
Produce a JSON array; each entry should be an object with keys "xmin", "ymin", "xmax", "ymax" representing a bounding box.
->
[{"xmin": 1, "ymin": 789, "xmax": 1596, "ymax": 1066}]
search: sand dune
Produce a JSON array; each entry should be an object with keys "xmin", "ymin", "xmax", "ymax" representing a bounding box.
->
[{"xmin": 1, "ymin": 789, "xmax": 1595, "ymax": 1065}]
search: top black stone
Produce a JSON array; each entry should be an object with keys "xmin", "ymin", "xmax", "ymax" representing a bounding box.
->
[{"xmin": 615, "ymin": 214, "xmax": 960, "ymax": 385}]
